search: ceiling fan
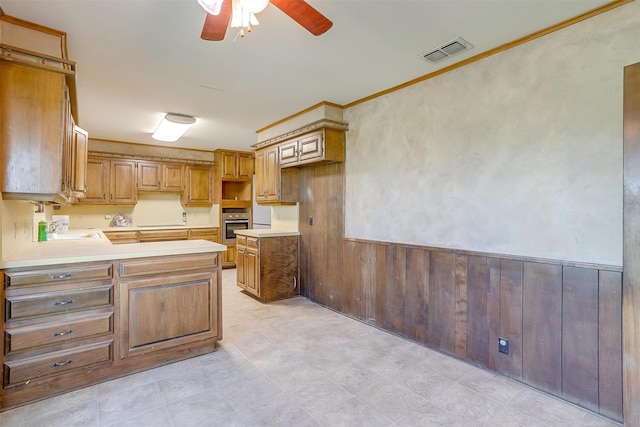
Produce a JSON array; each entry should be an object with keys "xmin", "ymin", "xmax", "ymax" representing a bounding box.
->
[{"xmin": 198, "ymin": 0, "xmax": 333, "ymax": 41}]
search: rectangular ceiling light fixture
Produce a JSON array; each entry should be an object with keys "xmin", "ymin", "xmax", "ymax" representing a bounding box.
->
[
  {"xmin": 152, "ymin": 113, "xmax": 196, "ymax": 142},
  {"xmin": 419, "ymin": 37, "xmax": 473, "ymax": 63}
]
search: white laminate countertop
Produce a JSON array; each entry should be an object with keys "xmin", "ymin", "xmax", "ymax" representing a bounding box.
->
[
  {"xmin": 102, "ymin": 225, "xmax": 218, "ymax": 231},
  {"xmin": 2, "ymin": 230, "xmax": 227, "ymax": 269},
  {"xmin": 234, "ymin": 229, "xmax": 300, "ymax": 238}
]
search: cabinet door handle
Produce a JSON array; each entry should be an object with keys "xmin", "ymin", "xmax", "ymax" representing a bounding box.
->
[
  {"xmin": 52, "ymin": 329, "xmax": 74, "ymax": 337},
  {"xmin": 53, "ymin": 299, "xmax": 75, "ymax": 306},
  {"xmin": 51, "ymin": 359, "xmax": 74, "ymax": 368},
  {"xmin": 293, "ymin": 277, "xmax": 297, "ymax": 289},
  {"xmin": 50, "ymin": 273, "xmax": 73, "ymax": 280}
]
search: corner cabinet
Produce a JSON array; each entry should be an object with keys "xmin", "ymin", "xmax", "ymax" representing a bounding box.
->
[{"xmin": 236, "ymin": 234, "xmax": 299, "ymax": 302}]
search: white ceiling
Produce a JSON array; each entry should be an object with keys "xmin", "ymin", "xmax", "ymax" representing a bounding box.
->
[{"xmin": 1, "ymin": 0, "xmax": 614, "ymax": 152}]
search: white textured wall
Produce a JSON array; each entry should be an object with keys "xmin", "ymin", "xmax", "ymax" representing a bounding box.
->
[{"xmin": 345, "ymin": 2, "xmax": 640, "ymax": 266}]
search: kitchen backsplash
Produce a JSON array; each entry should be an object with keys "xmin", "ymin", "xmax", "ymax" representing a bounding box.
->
[{"xmin": 53, "ymin": 193, "xmax": 219, "ymax": 228}]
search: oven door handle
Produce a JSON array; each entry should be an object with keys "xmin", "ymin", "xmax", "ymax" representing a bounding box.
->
[{"xmin": 225, "ymin": 220, "xmax": 250, "ymax": 224}]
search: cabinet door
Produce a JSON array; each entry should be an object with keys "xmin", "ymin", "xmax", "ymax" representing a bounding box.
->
[
  {"xmin": 237, "ymin": 153, "xmax": 254, "ymax": 180},
  {"xmin": 279, "ymin": 139, "xmax": 299, "ymax": 166},
  {"xmin": 183, "ymin": 166, "xmax": 213, "ymax": 206},
  {"xmin": 245, "ymin": 247, "xmax": 259, "ymax": 297},
  {"xmin": 0, "ymin": 62, "xmax": 66, "ymax": 199},
  {"xmin": 236, "ymin": 245, "xmax": 246, "ymax": 289},
  {"xmin": 81, "ymin": 157, "xmax": 110, "ymax": 204},
  {"xmin": 220, "ymin": 151, "xmax": 238, "ymax": 180},
  {"xmin": 222, "ymin": 243, "xmax": 236, "ymax": 268},
  {"xmin": 120, "ymin": 271, "xmax": 217, "ymax": 358},
  {"xmin": 71, "ymin": 126, "xmax": 88, "ymax": 197},
  {"xmin": 110, "ymin": 160, "xmax": 137, "ymax": 204},
  {"xmin": 264, "ymin": 146, "xmax": 280, "ymax": 202},
  {"xmin": 162, "ymin": 164, "xmax": 184, "ymax": 192},
  {"xmin": 298, "ymin": 132, "xmax": 324, "ymax": 163},
  {"xmin": 137, "ymin": 161, "xmax": 161, "ymax": 191}
]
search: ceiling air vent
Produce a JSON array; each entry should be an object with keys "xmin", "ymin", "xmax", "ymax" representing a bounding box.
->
[{"xmin": 419, "ymin": 37, "xmax": 473, "ymax": 63}]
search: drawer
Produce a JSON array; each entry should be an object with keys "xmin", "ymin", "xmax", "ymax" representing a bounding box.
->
[
  {"xmin": 138, "ymin": 229, "xmax": 189, "ymax": 242},
  {"xmin": 104, "ymin": 231, "xmax": 139, "ymax": 244},
  {"xmin": 247, "ymin": 237, "xmax": 258, "ymax": 248},
  {"xmin": 4, "ymin": 263, "xmax": 113, "ymax": 288},
  {"xmin": 4, "ymin": 340, "xmax": 113, "ymax": 387},
  {"xmin": 189, "ymin": 228, "xmax": 218, "ymax": 240},
  {"xmin": 118, "ymin": 253, "xmax": 217, "ymax": 278},
  {"xmin": 236, "ymin": 235, "xmax": 247, "ymax": 245},
  {"xmin": 6, "ymin": 285, "xmax": 113, "ymax": 321},
  {"xmin": 5, "ymin": 312, "xmax": 113, "ymax": 354}
]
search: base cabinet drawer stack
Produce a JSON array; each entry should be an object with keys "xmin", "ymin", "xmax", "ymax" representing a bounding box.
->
[
  {"xmin": 1, "ymin": 251, "xmax": 222, "ymax": 411},
  {"xmin": 236, "ymin": 234, "xmax": 299, "ymax": 302},
  {"xmin": 2, "ymin": 262, "xmax": 115, "ymax": 389}
]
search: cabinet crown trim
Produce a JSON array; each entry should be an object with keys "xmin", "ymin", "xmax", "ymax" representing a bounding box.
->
[{"xmin": 252, "ymin": 119, "xmax": 348, "ymax": 150}]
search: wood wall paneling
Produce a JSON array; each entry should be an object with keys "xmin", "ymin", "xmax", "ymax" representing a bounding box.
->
[
  {"xmin": 454, "ymin": 255, "xmax": 468, "ymax": 359},
  {"xmin": 522, "ymin": 262, "xmax": 563, "ymax": 395},
  {"xmin": 496, "ymin": 259, "xmax": 524, "ymax": 381},
  {"xmin": 466, "ymin": 256, "xmax": 489, "ymax": 367},
  {"xmin": 623, "ymin": 60, "xmax": 640, "ymax": 427},
  {"xmin": 598, "ymin": 270, "xmax": 623, "ymax": 422},
  {"xmin": 404, "ymin": 248, "xmax": 429, "ymax": 344},
  {"xmin": 427, "ymin": 251, "xmax": 456, "ymax": 354},
  {"xmin": 561, "ymin": 266, "xmax": 599, "ymax": 412},
  {"xmin": 296, "ymin": 155, "xmax": 623, "ymax": 422}
]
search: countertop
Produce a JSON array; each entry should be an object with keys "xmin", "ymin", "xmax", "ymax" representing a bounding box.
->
[
  {"xmin": 234, "ymin": 229, "xmax": 300, "ymax": 238},
  {"xmin": 2, "ymin": 229, "xmax": 227, "ymax": 269},
  {"xmin": 102, "ymin": 225, "xmax": 217, "ymax": 231}
]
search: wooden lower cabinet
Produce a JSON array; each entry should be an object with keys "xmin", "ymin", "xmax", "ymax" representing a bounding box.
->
[
  {"xmin": 222, "ymin": 243, "xmax": 236, "ymax": 269},
  {"xmin": 236, "ymin": 234, "xmax": 298, "ymax": 302},
  {"xmin": 0, "ymin": 252, "xmax": 221, "ymax": 411}
]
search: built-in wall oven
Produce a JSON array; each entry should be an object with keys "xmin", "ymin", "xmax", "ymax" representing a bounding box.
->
[{"xmin": 222, "ymin": 209, "xmax": 250, "ymax": 243}]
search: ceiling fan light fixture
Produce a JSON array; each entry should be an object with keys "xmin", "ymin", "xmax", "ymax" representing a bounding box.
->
[
  {"xmin": 152, "ymin": 113, "xmax": 197, "ymax": 142},
  {"xmin": 230, "ymin": 0, "xmax": 259, "ymax": 29}
]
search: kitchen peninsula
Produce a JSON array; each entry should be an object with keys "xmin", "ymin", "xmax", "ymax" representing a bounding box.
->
[{"xmin": 0, "ymin": 231, "xmax": 225, "ymax": 410}]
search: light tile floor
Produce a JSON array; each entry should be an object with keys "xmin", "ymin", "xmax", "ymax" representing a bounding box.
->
[{"xmin": 0, "ymin": 269, "xmax": 622, "ymax": 427}]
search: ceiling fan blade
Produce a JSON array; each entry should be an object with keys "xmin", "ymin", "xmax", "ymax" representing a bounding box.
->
[
  {"xmin": 270, "ymin": 0, "xmax": 333, "ymax": 36},
  {"xmin": 200, "ymin": 0, "xmax": 233, "ymax": 41}
]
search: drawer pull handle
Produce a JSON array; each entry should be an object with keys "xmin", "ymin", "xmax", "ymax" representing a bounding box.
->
[
  {"xmin": 50, "ymin": 273, "xmax": 73, "ymax": 280},
  {"xmin": 53, "ymin": 299, "xmax": 75, "ymax": 306},
  {"xmin": 52, "ymin": 329, "xmax": 74, "ymax": 337},
  {"xmin": 51, "ymin": 359, "xmax": 74, "ymax": 368}
]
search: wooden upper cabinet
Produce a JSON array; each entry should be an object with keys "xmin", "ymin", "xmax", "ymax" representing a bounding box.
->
[
  {"xmin": 80, "ymin": 157, "xmax": 136, "ymax": 205},
  {"xmin": 81, "ymin": 157, "xmax": 110, "ymax": 203},
  {"xmin": 215, "ymin": 149, "xmax": 253, "ymax": 181},
  {"xmin": 279, "ymin": 129, "xmax": 345, "ymax": 168},
  {"xmin": 137, "ymin": 161, "xmax": 184, "ymax": 193},
  {"xmin": 110, "ymin": 160, "xmax": 137, "ymax": 204},
  {"xmin": 182, "ymin": 165, "xmax": 213, "ymax": 206},
  {"xmin": 255, "ymin": 145, "xmax": 297, "ymax": 205},
  {"xmin": 69, "ymin": 125, "xmax": 88, "ymax": 198},
  {"xmin": 0, "ymin": 61, "xmax": 67, "ymax": 201},
  {"xmin": 163, "ymin": 163, "xmax": 184, "ymax": 192},
  {"xmin": 137, "ymin": 161, "xmax": 162, "ymax": 191}
]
